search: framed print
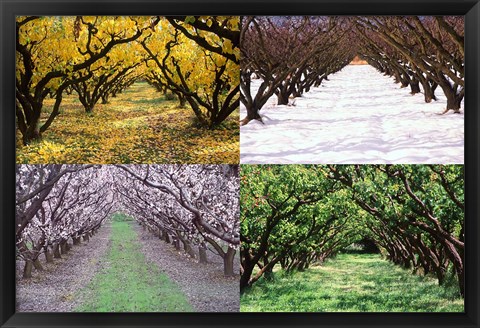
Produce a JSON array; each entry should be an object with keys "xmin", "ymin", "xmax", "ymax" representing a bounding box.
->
[{"xmin": 1, "ymin": 0, "xmax": 479, "ymax": 328}]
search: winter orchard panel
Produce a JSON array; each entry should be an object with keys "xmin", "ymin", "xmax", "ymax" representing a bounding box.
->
[
  {"xmin": 16, "ymin": 164, "xmax": 240, "ymax": 279},
  {"xmin": 16, "ymin": 16, "xmax": 239, "ymax": 145},
  {"xmin": 240, "ymin": 16, "xmax": 464, "ymax": 124},
  {"xmin": 240, "ymin": 165, "xmax": 464, "ymax": 297}
]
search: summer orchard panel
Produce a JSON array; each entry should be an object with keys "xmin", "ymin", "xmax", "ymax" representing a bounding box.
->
[{"xmin": 239, "ymin": 164, "xmax": 464, "ymax": 312}]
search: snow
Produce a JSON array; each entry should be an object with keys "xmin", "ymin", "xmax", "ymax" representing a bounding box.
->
[{"xmin": 240, "ymin": 65, "xmax": 464, "ymax": 164}]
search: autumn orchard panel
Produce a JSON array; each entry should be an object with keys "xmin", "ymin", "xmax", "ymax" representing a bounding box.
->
[{"xmin": 16, "ymin": 16, "xmax": 240, "ymax": 164}]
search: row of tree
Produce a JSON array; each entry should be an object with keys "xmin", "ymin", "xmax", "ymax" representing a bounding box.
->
[
  {"xmin": 240, "ymin": 16, "xmax": 354, "ymax": 123},
  {"xmin": 16, "ymin": 163, "xmax": 464, "ymax": 293},
  {"xmin": 16, "ymin": 16, "xmax": 240, "ymax": 145},
  {"xmin": 355, "ymin": 16, "xmax": 464, "ymax": 112},
  {"xmin": 17, "ymin": 16, "xmax": 463, "ymax": 141},
  {"xmin": 114, "ymin": 164, "xmax": 240, "ymax": 276},
  {"xmin": 16, "ymin": 164, "xmax": 240, "ymax": 279},
  {"xmin": 240, "ymin": 16, "xmax": 464, "ymax": 123},
  {"xmin": 240, "ymin": 165, "xmax": 464, "ymax": 297},
  {"xmin": 16, "ymin": 165, "xmax": 113, "ymax": 278}
]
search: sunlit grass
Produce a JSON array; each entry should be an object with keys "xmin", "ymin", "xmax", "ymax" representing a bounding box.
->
[
  {"xmin": 76, "ymin": 217, "xmax": 193, "ymax": 312},
  {"xmin": 240, "ymin": 253, "xmax": 464, "ymax": 312},
  {"xmin": 16, "ymin": 82, "xmax": 239, "ymax": 164}
]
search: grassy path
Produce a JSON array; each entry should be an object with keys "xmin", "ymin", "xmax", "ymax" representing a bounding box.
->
[
  {"xmin": 76, "ymin": 218, "xmax": 193, "ymax": 312},
  {"xmin": 240, "ymin": 253, "xmax": 463, "ymax": 312}
]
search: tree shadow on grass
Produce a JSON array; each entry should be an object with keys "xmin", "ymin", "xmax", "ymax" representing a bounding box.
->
[{"xmin": 241, "ymin": 254, "xmax": 464, "ymax": 312}]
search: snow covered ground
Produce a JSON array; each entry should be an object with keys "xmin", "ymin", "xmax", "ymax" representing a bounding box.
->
[{"xmin": 240, "ymin": 65, "xmax": 464, "ymax": 164}]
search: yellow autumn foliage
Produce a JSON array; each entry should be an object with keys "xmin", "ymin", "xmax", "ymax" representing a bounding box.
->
[
  {"xmin": 16, "ymin": 16, "xmax": 239, "ymax": 161},
  {"xmin": 141, "ymin": 17, "xmax": 239, "ymax": 120}
]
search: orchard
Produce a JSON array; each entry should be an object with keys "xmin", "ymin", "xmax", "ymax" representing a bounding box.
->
[
  {"xmin": 240, "ymin": 165, "xmax": 464, "ymax": 311},
  {"xmin": 240, "ymin": 16, "xmax": 463, "ymax": 124},
  {"xmin": 16, "ymin": 16, "xmax": 239, "ymax": 163},
  {"xmin": 16, "ymin": 164, "xmax": 239, "ymax": 312}
]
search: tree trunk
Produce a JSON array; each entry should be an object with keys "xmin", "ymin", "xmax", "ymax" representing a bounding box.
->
[
  {"xmin": 263, "ymin": 265, "xmax": 274, "ymax": 279},
  {"xmin": 53, "ymin": 243, "xmax": 62, "ymax": 258},
  {"xmin": 424, "ymin": 84, "xmax": 437, "ymax": 103},
  {"xmin": 242, "ymin": 104, "xmax": 262, "ymax": 125},
  {"xmin": 83, "ymin": 234, "xmax": 90, "ymax": 242},
  {"xmin": 400, "ymin": 73, "xmax": 410, "ymax": 88},
  {"xmin": 446, "ymin": 94, "xmax": 463, "ymax": 113},
  {"xmin": 178, "ymin": 94, "xmax": 186, "ymax": 108},
  {"xmin": 409, "ymin": 79, "xmax": 421, "ymax": 94},
  {"xmin": 60, "ymin": 241, "xmax": 67, "ymax": 254},
  {"xmin": 22, "ymin": 126, "xmax": 42, "ymax": 145},
  {"xmin": 298, "ymin": 257, "xmax": 308, "ymax": 271},
  {"xmin": 276, "ymin": 89, "xmax": 289, "ymax": 106},
  {"xmin": 164, "ymin": 232, "xmax": 171, "ymax": 244},
  {"xmin": 240, "ymin": 263, "xmax": 254, "ymax": 291},
  {"xmin": 437, "ymin": 73, "xmax": 463, "ymax": 113},
  {"xmin": 23, "ymin": 260, "xmax": 33, "ymax": 279},
  {"xmin": 174, "ymin": 238, "xmax": 181, "ymax": 250},
  {"xmin": 416, "ymin": 72, "xmax": 437, "ymax": 103},
  {"xmin": 199, "ymin": 243, "xmax": 208, "ymax": 264},
  {"xmin": 85, "ymin": 104, "xmax": 94, "ymax": 113},
  {"xmin": 33, "ymin": 258, "xmax": 44, "ymax": 271},
  {"xmin": 223, "ymin": 247, "xmax": 236, "ymax": 277},
  {"xmin": 442, "ymin": 240, "xmax": 464, "ymax": 297},
  {"xmin": 45, "ymin": 249, "xmax": 54, "ymax": 263},
  {"xmin": 183, "ymin": 241, "xmax": 196, "ymax": 259}
]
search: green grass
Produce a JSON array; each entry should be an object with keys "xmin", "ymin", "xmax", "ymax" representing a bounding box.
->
[
  {"xmin": 76, "ymin": 219, "xmax": 193, "ymax": 312},
  {"xmin": 111, "ymin": 212, "xmax": 134, "ymax": 222},
  {"xmin": 240, "ymin": 253, "xmax": 464, "ymax": 312}
]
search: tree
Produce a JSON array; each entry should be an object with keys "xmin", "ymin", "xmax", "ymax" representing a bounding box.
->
[
  {"xmin": 240, "ymin": 165, "xmax": 355, "ymax": 290},
  {"xmin": 70, "ymin": 41, "xmax": 144, "ymax": 112},
  {"xmin": 355, "ymin": 16, "xmax": 464, "ymax": 112},
  {"xmin": 16, "ymin": 16, "xmax": 159, "ymax": 144},
  {"xmin": 16, "ymin": 164, "xmax": 112, "ymax": 278},
  {"xmin": 141, "ymin": 16, "xmax": 240, "ymax": 128},
  {"xmin": 325, "ymin": 164, "xmax": 464, "ymax": 295},
  {"xmin": 239, "ymin": 16, "xmax": 464, "ymax": 126},
  {"xmin": 240, "ymin": 164, "xmax": 464, "ymax": 297},
  {"xmin": 116, "ymin": 164, "xmax": 240, "ymax": 276},
  {"xmin": 240, "ymin": 16, "xmax": 353, "ymax": 124}
]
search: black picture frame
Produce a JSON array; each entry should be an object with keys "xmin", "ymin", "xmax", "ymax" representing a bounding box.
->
[{"xmin": 1, "ymin": 0, "xmax": 479, "ymax": 327}]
